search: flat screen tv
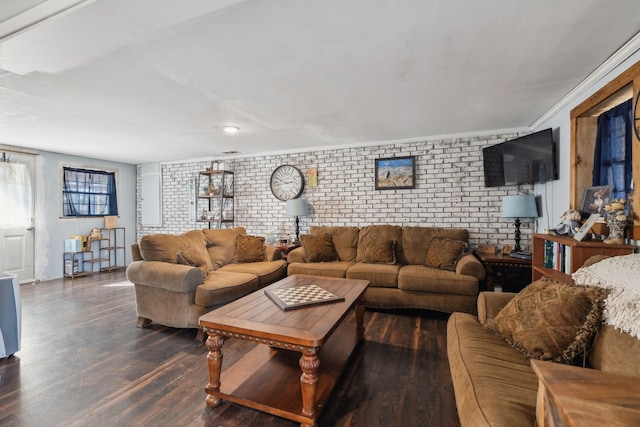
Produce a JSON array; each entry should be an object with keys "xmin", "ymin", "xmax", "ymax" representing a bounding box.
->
[{"xmin": 483, "ymin": 128, "xmax": 557, "ymax": 187}]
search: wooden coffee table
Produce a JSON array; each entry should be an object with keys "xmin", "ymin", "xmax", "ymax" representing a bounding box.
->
[{"xmin": 199, "ymin": 274, "xmax": 369, "ymax": 427}]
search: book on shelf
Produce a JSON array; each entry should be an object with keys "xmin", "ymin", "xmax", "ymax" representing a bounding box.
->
[{"xmin": 542, "ymin": 240, "xmax": 572, "ymax": 274}]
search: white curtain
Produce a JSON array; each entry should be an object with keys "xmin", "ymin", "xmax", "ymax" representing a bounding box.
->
[{"xmin": 0, "ymin": 162, "xmax": 33, "ymax": 228}]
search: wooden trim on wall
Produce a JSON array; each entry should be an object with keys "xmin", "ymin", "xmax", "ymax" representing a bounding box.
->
[
  {"xmin": 570, "ymin": 59, "xmax": 640, "ymax": 240},
  {"xmin": 571, "ymin": 60, "xmax": 640, "ymax": 119}
]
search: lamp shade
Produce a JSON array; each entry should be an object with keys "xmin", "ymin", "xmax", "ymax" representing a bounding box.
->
[
  {"xmin": 501, "ymin": 195, "xmax": 538, "ymax": 218},
  {"xmin": 286, "ymin": 198, "xmax": 308, "ymax": 217}
]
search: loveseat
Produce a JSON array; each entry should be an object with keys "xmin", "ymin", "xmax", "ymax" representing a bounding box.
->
[
  {"xmin": 447, "ymin": 254, "xmax": 640, "ymax": 427},
  {"xmin": 126, "ymin": 227, "xmax": 287, "ymax": 335},
  {"xmin": 286, "ymin": 225, "xmax": 486, "ymax": 314}
]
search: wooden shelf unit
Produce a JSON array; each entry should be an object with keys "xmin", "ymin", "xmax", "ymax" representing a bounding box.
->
[
  {"xmin": 63, "ymin": 227, "xmax": 126, "ymax": 278},
  {"xmin": 100, "ymin": 227, "xmax": 126, "ymax": 272},
  {"xmin": 532, "ymin": 233, "xmax": 634, "ymax": 284},
  {"xmin": 196, "ymin": 169, "xmax": 234, "ymax": 229}
]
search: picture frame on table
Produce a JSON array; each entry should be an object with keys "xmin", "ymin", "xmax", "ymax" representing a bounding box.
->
[
  {"xmin": 573, "ymin": 213, "xmax": 601, "ymax": 241},
  {"xmin": 579, "ymin": 185, "xmax": 613, "ymax": 218},
  {"xmin": 375, "ymin": 156, "xmax": 416, "ymax": 190}
]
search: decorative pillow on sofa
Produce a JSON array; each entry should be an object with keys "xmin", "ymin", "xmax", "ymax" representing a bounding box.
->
[
  {"xmin": 301, "ymin": 233, "xmax": 339, "ymax": 262},
  {"xmin": 177, "ymin": 245, "xmax": 211, "ymax": 278},
  {"xmin": 425, "ymin": 237, "xmax": 466, "ymax": 271},
  {"xmin": 487, "ymin": 277, "xmax": 606, "ymax": 364},
  {"xmin": 234, "ymin": 235, "xmax": 266, "ymax": 263},
  {"xmin": 361, "ymin": 236, "xmax": 396, "ymax": 264}
]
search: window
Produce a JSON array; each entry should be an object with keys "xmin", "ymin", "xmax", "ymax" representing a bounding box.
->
[{"xmin": 62, "ymin": 167, "xmax": 118, "ymax": 217}]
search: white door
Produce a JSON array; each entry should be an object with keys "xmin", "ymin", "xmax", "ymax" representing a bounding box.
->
[{"xmin": 0, "ymin": 155, "xmax": 35, "ymax": 283}]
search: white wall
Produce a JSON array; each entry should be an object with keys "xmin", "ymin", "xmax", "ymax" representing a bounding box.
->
[
  {"xmin": 534, "ymin": 50, "xmax": 640, "ymax": 240},
  {"xmin": 34, "ymin": 151, "xmax": 136, "ymax": 280}
]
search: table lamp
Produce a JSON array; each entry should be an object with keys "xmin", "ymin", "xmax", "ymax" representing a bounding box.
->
[
  {"xmin": 286, "ymin": 198, "xmax": 308, "ymax": 244},
  {"xmin": 501, "ymin": 194, "xmax": 538, "ymax": 252}
]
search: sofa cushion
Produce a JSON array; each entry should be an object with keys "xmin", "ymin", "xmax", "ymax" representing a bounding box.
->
[
  {"xmin": 309, "ymin": 226, "xmax": 359, "ymax": 262},
  {"xmin": 300, "ymin": 233, "xmax": 339, "ymax": 262},
  {"xmin": 219, "ymin": 260, "xmax": 287, "ymax": 286},
  {"xmin": 346, "ymin": 263, "xmax": 400, "ymax": 288},
  {"xmin": 425, "ymin": 237, "xmax": 466, "ymax": 271},
  {"xmin": 447, "ymin": 312, "xmax": 537, "ymax": 427},
  {"xmin": 138, "ymin": 233, "xmax": 186, "ymax": 263},
  {"xmin": 195, "ymin": 271, "xmax": 260, "ymax": 307},
  {"xmin": 287, "ymin": 261, "xmax": 355, "ymax": 278},
  {"xmin": 398, "ymin": 265, "xmax": 478, "ymax": 296},
  {"xmin": 400, "ymin": 226, "xmax": 470, "ymax": 265},
  {"xmin": 590, "ymin": 325, "xmax": 640, "ymax": 377},
  {"xmin": 487, "ymin": 278, "xmax": 606, "ymax": 363},
  {"xmin": 234, "ymin": 235, "xmax": 266, "ymax": 263},
  {"xmin": 203, "ymin": 227, "xmax": 247, "ymax": 269},
  {"xmin": 356, "ymin": 225, "xmax": 402, "ymax": 263},
  {"xmin": 360, "ymin": 236, "xmax": 396, "ymax": 264},
  {"xmin": 138, "ymin": 230, "xmax": 211, "ymax": 267}
]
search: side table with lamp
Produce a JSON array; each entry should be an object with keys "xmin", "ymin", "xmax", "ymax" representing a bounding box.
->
[{"xmin": 475, "ymin": 194, "xmax": 538, "ymax": 292}]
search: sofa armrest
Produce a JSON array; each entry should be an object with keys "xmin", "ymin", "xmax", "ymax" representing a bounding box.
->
[
  {"xmin": 477, "ymin": 291, "xmax": 517, "ymax": 324},
  {"xmin": 287, "ymin": 247, "xmax": 306, "ymax": 263},
  {"xmin": 456, "ymin": 253, "xmax": 486, "ymax": 281},
  {"xmin": 126, "ymin": 260, "xmax": 204, "ymax": 293},
  {"xmin": 265, "ymin": 245, "xmax": 282, "ymax": 261}
]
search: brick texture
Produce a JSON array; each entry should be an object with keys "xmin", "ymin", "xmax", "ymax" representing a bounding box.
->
[{"xmin": 136, "ymin": 133, "xmax": 537, "ymax": 251}]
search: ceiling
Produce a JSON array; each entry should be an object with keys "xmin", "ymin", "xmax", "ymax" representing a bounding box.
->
[{"xmin": 0, "ymin": 0, "xmax": 639, "ymax": 165}]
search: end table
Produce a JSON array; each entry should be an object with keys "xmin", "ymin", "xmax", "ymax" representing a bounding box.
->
[{"xmin": 474, "ymin": 251, "xmax": 532, "ymax": 292}]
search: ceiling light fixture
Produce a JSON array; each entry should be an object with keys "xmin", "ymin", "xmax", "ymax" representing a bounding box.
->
[{"xmin": 221, "ymin": 125, "xmax": 240, "ymax": 134}]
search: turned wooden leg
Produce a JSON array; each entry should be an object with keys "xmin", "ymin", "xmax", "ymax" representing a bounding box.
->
[
  {"xmin": 204, "ymin": 331, "xmax": 225, "ymax": 408},
  {"xmin": 299, "ymin": 347, "xmax": 319, "ymax": 419},
  {"xmin": 137, "ymin": 317, "xmax": 152, "ymax": 328},
  {"xmin": 355, "ymin": 296, "xmax": 366, "ymax": 339}
]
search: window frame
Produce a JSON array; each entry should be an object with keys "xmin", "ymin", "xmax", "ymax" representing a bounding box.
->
[{"xmin": 59, "ymin": 163, "xmax": 120, "ymax": 219}]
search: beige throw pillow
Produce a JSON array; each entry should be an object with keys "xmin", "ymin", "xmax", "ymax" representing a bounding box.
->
[
  {"xmin": 234, "ymin": 235, "xmax": 266, "ymax": 263},
  {"xmin": 301, "ymin": 233, "xmax": 339, "ymax": 262},
  {"xmin": 425, "ymin": 237, "xmax": 466, "ymax": 271},
  {"xmin": 177, "ymin": 245, "xmax": 210, "ymax": 278},
  {"xmin": 361, "ymin": 236, "xmax": 396, "ymax": 264},
  {"xmin": 487, "ymin": 277, "xmax": 606, "ymax": 364}
]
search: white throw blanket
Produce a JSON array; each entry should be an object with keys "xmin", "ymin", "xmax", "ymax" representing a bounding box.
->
[{"xmin": 572, "ymin": 253, "xmax": 640, "ymax": 338}]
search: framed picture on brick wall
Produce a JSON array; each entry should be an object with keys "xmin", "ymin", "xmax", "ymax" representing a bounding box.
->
[{"xmin": 375, "ymin": 156, "xmax": 416, "ymax": 190}]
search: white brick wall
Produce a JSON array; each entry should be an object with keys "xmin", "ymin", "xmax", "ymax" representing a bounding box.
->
[{"xmin": 136, "ymin": 132, "xmax": 538, "ymax": 251}]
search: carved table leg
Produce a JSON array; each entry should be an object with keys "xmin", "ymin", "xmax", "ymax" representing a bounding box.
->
[
  {"xmin": 204, "ymin": 330, "xmax": 225, "ymax": 408},
  {"xmin": 355, "ymin": 296, "xmax": 366, "ymax": 339},
  {"xmin": 299, "ymin": 347, "xmax": 320, "ymax": 422}
]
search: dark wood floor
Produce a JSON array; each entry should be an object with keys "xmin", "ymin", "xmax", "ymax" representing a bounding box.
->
[{"xmin": 0, "ymin": 271, "xmax": 461, "ymax": 427}]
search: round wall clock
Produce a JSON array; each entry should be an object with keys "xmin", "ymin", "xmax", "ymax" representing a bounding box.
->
[{"xmin": 270, "ymin": 165, "xmax": 305, "ymax": 201}]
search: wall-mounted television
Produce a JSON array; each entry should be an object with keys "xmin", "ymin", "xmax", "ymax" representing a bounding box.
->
[{"xmin": 482, "ymin": 128, "xmax": 557, "ymax": 187}]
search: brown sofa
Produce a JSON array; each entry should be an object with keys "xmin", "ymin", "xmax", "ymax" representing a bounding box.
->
[
  {"xmin": 447, "ymin": 287, "xmax": 640, "ymax": 427},
  {"xmin": 286, "ymin": 225, "xmax": 485, "ymax": 314},
  {"xmin": 126, "ymin": 227, "xmax": 287, "ymax": 334}
]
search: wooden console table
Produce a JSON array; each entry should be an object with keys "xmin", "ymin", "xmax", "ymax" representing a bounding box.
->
[{"xmin": 532, "ymin": 360, "xmax": 640, "ymax": 427}]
